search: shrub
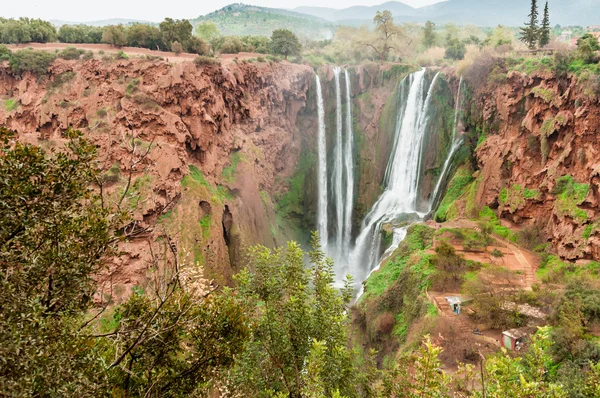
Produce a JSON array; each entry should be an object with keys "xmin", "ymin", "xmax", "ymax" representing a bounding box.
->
[
  {"xmin": 219, "ymin": 37, "xmax": 243, "ymax": 54},
  {"xmin": 8, "ymin": 49, "xmax": 56, "ymax": 76},
  {"xmin": 171, "ymin": 40, "xmax": 183, "ymax": 55},
  {"xmin": 58, "ymin": 47, "xmax": 85, "ymax": 60},
  {"xmin": 48, "ymin": 71, "xmax": 76, "ymax": 90},
  {"xmin": 444, "ymin": 38, "xmax": 466, "ymax": 60},
  {"xmin": 184, "ymin": 36, "xmax": 209, "ymax": 56},
  {"xmin": 82, "ymin": 50, "xmax": 94, "ymax": 60},
  {"xmin": 116, "ymin": 50, "xmax": 128, "ymax": 60},
  {"xmin": 3, "ymin": 99, "xmax": 18, "ymax": 112},
  {"xmin": 193, "ymin": 56, "xmax": 220, "ymax": 67},
  {"xmin": 256, "ymin": 56, "xmax": 265, "ymax": 62},
  {"xmin": 0, "ymin": 45, "xmax": 12, "ymax": 61}
]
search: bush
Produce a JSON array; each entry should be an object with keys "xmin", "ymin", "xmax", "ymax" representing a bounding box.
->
[
  {"xmin": 58, "ymin": 47, "xmax": 85, "ymax": 60},
  {"xmin": 8, "ymin": 49, "xmax": 56, "ymax": 76},
  {"xmin": 116, "ymin": 50, "xmax": 128, "ymax": 60},
  {"xmin": 171, "ymin": 40, "xmax": 183, "ymax": 55},
  {"xmin": 0, "ymin": 45, "xmax": 12, "ymax": 61},
  {"xmin": 184, "ymin": 36, "xmax": 209, "ymax": 56},
  {"xmin": 82, "ymin": 50, "xmax": 94, "ymax": 60},
  {"xmin": 219, "ymin": 37, "xmax": 243, "ymax": 54},
  {"xmin": 445, "ymin": 38, "xmax": 466, "ymax": 60},
  {"xmin": 193, "ymin": 56, "xmax": 220, "ymax": 67}
]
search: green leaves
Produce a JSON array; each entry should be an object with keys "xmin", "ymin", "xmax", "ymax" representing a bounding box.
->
[{"xmin": 230, "ymin": 233, "xmax": 356, "ymax": 397}]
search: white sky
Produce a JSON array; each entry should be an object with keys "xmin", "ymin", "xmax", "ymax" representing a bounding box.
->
[{"xmin": 1, "ymin": 0, "xmax": 442, "ymax": 22}]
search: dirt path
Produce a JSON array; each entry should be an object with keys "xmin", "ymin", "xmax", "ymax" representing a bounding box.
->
[{"xmin": 6, "ymin": 43, "xmax": 263, "ymax": 65}]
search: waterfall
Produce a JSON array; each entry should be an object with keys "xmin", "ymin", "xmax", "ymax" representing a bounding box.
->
[
  {"xmin": 341, "ymin": 69, "xmax": 441, "ymax": 286},
  {"xmin": 332, "ymin": 68, "xmax": 344, "ymax": 257},
  {"xmin": 430, "ymin": 76, "xmax": 464, "ymax": 208},
  {"xmin": 315, "ymin": 75, "xmax": 328, "ymax": 247},
  {"xmin": 343, "ymin": 69, "xmax": 354, "ymax": 255}
]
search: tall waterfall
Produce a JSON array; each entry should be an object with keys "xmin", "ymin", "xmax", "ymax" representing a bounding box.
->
[
  {"xmin": 332, "ymin": 68, "xmax": 344, "ymax": 257},
  {"xmin": 320, "ymin": 67, "xmax": 356, "ymax": 267},
  {"xmin": 343, "ymin": 69, "xmax": 355, "ymax": 255},
  {"xmin": 315, "ymin": 75, "xmax": 328, "ymax": 248},
  {"xmin": 341, "ymin": 69, "xmax": 441, "ymax": 285}
]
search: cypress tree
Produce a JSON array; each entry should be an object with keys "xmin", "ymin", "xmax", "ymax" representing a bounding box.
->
[
  {"xmin": 520, "ymin": 0, "xmax": 539, "ymax": 50},
  {"xmin": 538, "ymin": 1, "xmax": 551, "ymax": 47}
]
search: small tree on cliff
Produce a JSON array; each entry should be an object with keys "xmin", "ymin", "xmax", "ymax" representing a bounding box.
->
[
  {"xmin": 520, "ymin": 0, "xmax": 539, "ymax": 50},
  {"xmin": 270, "ymin": 29, "xmax": 301, "ymax": 60},
  {"xmin": 538, "ymin": 1, "xmax": 551, "ymax": 48}
]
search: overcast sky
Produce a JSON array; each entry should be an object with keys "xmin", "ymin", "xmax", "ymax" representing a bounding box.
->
[{"xmin": 2, "ymin": 0, "xmax": 441, "ymax": 22}]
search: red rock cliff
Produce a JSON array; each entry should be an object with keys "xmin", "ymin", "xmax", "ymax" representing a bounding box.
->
[{"xmin": 0, "ymin": 57, "xmax": 314, "ymax": 299}]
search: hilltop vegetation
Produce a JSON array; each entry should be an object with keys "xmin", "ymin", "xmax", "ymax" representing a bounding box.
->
[{"xmin": 192, "ymin": 4, "xmax": 334, "ymax": 40}]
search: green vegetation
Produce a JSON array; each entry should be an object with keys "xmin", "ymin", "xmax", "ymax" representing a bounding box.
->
[
  {"xmin": 531, "ymin": 85, "xmax": 555, "ymax": 103},
  {"xmin": 519, "ymin": 0, "xmax": 551, "ymax": 50},
  {"xmin": 57, "ymin": 46, "xmax": 85, "ymax": 60},
  {"xmin": 479, "ymin": 206, "xmax": 515, "ymax": 241},
  {"xmin": 0, "ymin": 18, "xmax": 57, "ymax": 44},
  {"xmin": 536, "ymin": 255, "xmax": 600, "ymax": 283},
  {"xmin": 269, "ymin": 29, "xmax": 301, "ymax": 60},
  {"xmin": 553, "ymin": 175, "xmax": 589, "ymax": 223},
  {"xmin": 191, "ymin": 4, "xmax": 332, "ymax": 39},
  {"xmin": 499, "ymin": 184, "xmax": 540, "ymax": 212},
  {"xmin": 362, "ymin": 224, "xmax": 435, "ymax": 301},
  {"xmin": 8, "ymin": 49, "xmax": 56, "ymax": 76},
  {"xmin": 434, "ymin": 166, "xmax": 474, "ymax": 222},
  {"xmin": 276, "ymin": 148, "xmax": 314, "ymax": 222},
  {"xmin": 222, "ymin": 151, "xmax": 243, "ymax": 183},
  {"xmin": 199, "ymin": 214, "xmax": 211, "ymax": 238},
  {"xmin": 3, "ymin": 99, "xmax": 18, "ymax": 112},
  {"xmin": 182, "ymin": 165, "xmax": 231, "ymax": 204}
]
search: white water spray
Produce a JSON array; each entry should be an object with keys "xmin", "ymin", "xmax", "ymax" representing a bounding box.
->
[
  {"xmin": 341, "ymin": 69, "xmax": 441, "ymax": 286},
  {"xmin": 315, "ymin": 75, "xmax": 328, "ymax": 247},
  {"xmin": 332, "ymin": 68, "xmax": 344, "ymax": 257},
  {"xmin": 343, "ymin": 68, "xmax": 355, "ymax": 255}
]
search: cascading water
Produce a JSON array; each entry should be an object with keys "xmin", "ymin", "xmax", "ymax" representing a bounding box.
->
[
  {"xmin": 321, "ymin": 67, "xmax": 356, "ymax": 268},
  {"xmin": 315, "ymin": 75, "xmax": 328, "ymax": 248},
  {"xmin": 343, "ymin": 68, "xmax": 355, "ymax": 255},
  {"xmin": 315, "ymin": 67, "xmax": 461, "ymax": 293},
  {"xmin": 340, "ymin": 69, "xmax": 443, "ymax": 287},
  {"xmin": 332, "ymin": 68, "xmax": 345, "ymax": 258}
]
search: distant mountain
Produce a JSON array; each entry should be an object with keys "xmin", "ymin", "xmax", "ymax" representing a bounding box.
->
[
  {"xmin": 413, "ymin": 0, "xmax": 600, "ymax": 27},
  {"xmin": 292, "ymin": 0, "xmax": 600, "ymax": 27},
  {"xmin": 192, "ymin": 4, "xmax": 334, "ymax": 39},
  {"xmin": 50, "ymin": 18, "xmax": 155, "ymax": 27},
  {"xmin": 294, "ymin": 1, "xmax": 417, "ymax": 21}
]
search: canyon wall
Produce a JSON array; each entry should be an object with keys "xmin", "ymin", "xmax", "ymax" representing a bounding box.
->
[
  {"xmin": 465, "ymin": 70, "xmax": 600, "ymax": 260},
  {"xmin": 0, "ymin": 57, "xmax": 314, "ymax": 299}
]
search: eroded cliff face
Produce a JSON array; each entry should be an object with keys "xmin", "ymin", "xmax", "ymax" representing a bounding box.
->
[
  {"xmin": 0, "ymin": 57, "xmax": 314, "ymax": 300},
  {"xmin": 468, "ymin": 71, "xmax": 600, "ymax": 260}
]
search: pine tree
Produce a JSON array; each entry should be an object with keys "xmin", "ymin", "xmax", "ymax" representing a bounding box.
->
[
  {"xmin": 520, "ymin": 0, "xmax": 539, "ymax": 50},
  {"xmin": 538, "ymin": 1, "xmax": 551, "ymax": 47}
]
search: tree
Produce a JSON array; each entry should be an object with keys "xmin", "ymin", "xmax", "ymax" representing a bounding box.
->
[
  {"xmin": 365, "ymin": 10, "xmax": 402, "ymax": 62},
  {"xmin": 126, "ymin": 23, "xmax": 163, "ymax": 50},
  {"xmin": 195, "ymin": 21, "xmax": 220, "ymax": 42},
  {"xmin": 444, "ymin": 37, "xmax": 466, "ymax": 60},
  {"xmin": 184, "ymin": 36, "xmax": 209, "ymax": 55},
  {"xmin": 101, "ymin": 24, "xmax": 127, "ymax": 47},
  {"xmin": 423, "ymin": 21, "xmax": 437, "ymax": 49},
  {"xmin": 159, "ymin": 18, "xmax": 193, "ymax": 49},
  {"xmin": 0, "ymin": 127, "xmax": 114, "ymax": 394},
  {"xmin": 520, "ymin": 0, "xmax": 539, "ymax": 50},
  {"xmin": 229, "ymin": 234, "xmax": 357, "ymax": 397},
  {"xmin": 270, "ymin": 29, "xmax": 301, "ymax": 60},
  {"xmin": 538, "ymin": 1, "xmax": 551, "ymax": 47},
  {"xmin": 577, "ymin": 33, "xmax": 600, "ymax": 64}
]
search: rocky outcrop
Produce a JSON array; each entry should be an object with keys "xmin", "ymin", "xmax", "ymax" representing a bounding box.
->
[
  {"xmin": 467, "ymin": 70, "xmax": 600, "ymax": 260},
  {"xmin": 0, "ymin": 57, "xmax": 314, "ymax": 300}
]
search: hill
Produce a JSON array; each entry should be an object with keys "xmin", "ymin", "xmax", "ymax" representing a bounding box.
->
[
  {"xmin": 293, "ymin": 0, "xmax": 600, "ymax": 27},
  {"xmin": 192, "ymin": 3, "xmax": 334, "ymax": 40},
  {"xmin": 294, "ymin": 1, "xmax": 417, "ymax": 21}
]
